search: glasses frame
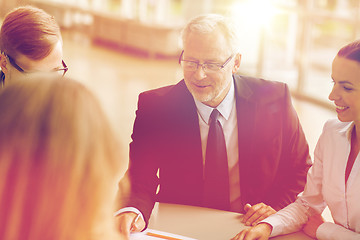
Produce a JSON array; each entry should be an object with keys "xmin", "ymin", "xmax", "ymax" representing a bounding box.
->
[
  {"xmin": 178, "ymin": 50, "xmax": 234, "ymax": 72},
  {"xmin": 5, "ymin": 54, "xmax": 68, "ymax": 77}
]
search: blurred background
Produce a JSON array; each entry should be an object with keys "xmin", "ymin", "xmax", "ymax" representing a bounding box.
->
[{"xmin": 2, "ymin": 0, "xmax": 357, "ymax": 164}]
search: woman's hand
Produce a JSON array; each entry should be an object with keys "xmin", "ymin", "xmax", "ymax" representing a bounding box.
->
[{"xmin": 302, "ymin": 213, "xmax": 324, "ymax": 238}]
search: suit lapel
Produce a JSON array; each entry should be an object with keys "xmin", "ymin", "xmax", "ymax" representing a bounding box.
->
[
  {"xmin": 169, "ymin": 81, "xmax": 204, "ymax": 201},
  {"xmin": 233, "ymin": 75, "xmax": 258, "ymax": 204},
  {"xmin": 176, "ymin": 82, "xmax": 203, "ymax": 162}
]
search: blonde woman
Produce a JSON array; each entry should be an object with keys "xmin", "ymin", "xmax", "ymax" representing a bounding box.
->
[
  {"xmin": 0, "ymin": 77, "xmax": 124, "ymax": 239},
  {"xmin": 232, "ymin": 40, "xmax": 360, "ymax": 240}
]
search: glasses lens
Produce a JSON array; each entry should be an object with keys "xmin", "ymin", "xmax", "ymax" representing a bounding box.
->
[
  {"xmin": 181, "ymin": 61, "xmax": 198, "ymax": 71},
  {"xmin": 61, "ymin": 61, "xmax": 68, "ymax": 76},
  {"xmin": 56, "ymin": 70, "xmax": 66, "ymax": 76},
  {"xmin": 53, "ymin": 61, "xmax": 68, "ymax": 77},
  {"xmin": 205, "ymin": 63, "xmax": 221, "ymax": 71}
]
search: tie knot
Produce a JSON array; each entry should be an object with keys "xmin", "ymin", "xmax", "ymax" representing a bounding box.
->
[{"xmin": 210, "ymin": 109, "xmax": 220, "ymax": 122}]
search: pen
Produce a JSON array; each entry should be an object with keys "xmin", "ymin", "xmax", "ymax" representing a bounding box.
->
[
  {"xmin": 130, "ymin": 212, "xmax": 141, "ymax": 232},
  {"xmin": 145, "ymin": 232, "xmax": 184, "ymax": 240}
]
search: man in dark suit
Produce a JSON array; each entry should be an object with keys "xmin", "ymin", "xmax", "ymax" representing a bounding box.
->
[{"xmin": 116, "ymin": 14, "xmax": 311, "ymax": 238}]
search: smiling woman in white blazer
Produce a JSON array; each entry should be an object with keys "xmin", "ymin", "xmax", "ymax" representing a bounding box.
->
[{"xmin": 232, "ymin": 40, "xmax": 360, "ymax": 240}]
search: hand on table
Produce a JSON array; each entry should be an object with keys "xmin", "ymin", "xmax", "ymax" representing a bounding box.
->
[
  {"xmin": 231, "ymin": 223, "xmax": 272, "ymax": 240},
  {"xmin": 115, "ymin": 212, "xmax": 146, "ymax": 239},
  {"xmin": 302, "ymin": 213, "xmax": 324, "ymax": 238},
  {"xmin": 242, "ymin": 203, "xmax": 276, "ymax": 226}
]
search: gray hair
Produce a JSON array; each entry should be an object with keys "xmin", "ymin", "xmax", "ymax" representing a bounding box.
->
[{"xmin": 180, "ymin": 14, "xmax": 240, "ymax": 54}]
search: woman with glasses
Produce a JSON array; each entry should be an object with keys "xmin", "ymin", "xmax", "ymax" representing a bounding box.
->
[
  {"xmin": 0, "ymin": 6, "xmax": 67, "ymax": 87},
  {"xmin": 232, "ymin": 40, "xmax": 360, "ymax": 240},
  {"xmin": 0, "ymin": 77, "xmax": 125, "ymax": 240}
]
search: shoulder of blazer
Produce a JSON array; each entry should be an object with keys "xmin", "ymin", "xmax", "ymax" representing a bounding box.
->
[
  {"xmin": 234, "ymin": 74, "xmax": 289, "ymax": 104},
  {"xmin": 137, "ymin": 80, "xmax": 195, "ymax": 114},
  {"xmin": 323, "ymin": 118, "xmax": 352, "ymax": 135}
]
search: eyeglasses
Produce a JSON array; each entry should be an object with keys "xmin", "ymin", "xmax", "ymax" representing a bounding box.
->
[
  {"xmin": 5, "ymin": 54, "xmax": 68, "ymax": 77},
  {"xmin": 179, "ymin": 50, "xmax": 234, "ymax": 73}
]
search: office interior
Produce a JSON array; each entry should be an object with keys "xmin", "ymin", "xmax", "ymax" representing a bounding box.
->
[{"xmin": 2, "ymin": 0, "xmax": 357, "ymax": 222}]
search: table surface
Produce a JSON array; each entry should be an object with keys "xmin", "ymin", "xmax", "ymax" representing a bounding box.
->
[{"xmin": 148, "ymin": 202, "xmax": 313, "ymax": 240}]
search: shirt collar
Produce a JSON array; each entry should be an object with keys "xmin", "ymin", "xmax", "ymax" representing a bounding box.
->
[
  {"xmin": 194, "ymin": 79, "xmax": 235, "ymax": 125},
  {"xmin": 339, "ymin": 121, "xmax": 355, "ymax": 142}
]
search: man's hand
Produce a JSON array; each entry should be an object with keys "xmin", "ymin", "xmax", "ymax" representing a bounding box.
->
[
  {"xmin": 242, "ymin": 203, "xmax": 276, "ymax": 226},
  {"xmin": 302, "ymin": 213, "xmax": 324, "ymax": 238},
  {"xmin": 231, "ymin": 223, "xmax": 272, "ymax": 240},
  {"xmin": 115, "ymin": 212, "xmax": 146, "ymax": 239}
]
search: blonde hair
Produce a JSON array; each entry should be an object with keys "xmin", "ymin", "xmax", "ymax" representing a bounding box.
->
[{"xmin": 0, "ymin": 77, "xmax": 123, "ymax": 239}]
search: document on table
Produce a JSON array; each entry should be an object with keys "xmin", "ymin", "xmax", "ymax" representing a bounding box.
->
[{"xmin": 130, "ymin": 229, "xmax": 197, "ymax": 240}]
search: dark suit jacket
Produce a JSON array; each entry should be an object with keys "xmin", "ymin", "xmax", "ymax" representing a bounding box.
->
[{"xmin": 118, "ymin": 74, "xmax": 311, "ymax": 224}]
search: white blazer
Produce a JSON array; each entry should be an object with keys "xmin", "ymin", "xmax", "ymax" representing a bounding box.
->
[{"xmin": 264, "ymin": 119, "xmax": 360, "ymax": 240}]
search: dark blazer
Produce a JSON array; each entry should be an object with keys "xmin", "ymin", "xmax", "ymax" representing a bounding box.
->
[{"xmin": 118, "ymin": 74, "xmax": 311, "ymax": 224}]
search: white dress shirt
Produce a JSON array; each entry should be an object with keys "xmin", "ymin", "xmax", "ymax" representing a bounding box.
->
[
  {"xmin": 194, "ymin": 80, "xmax": 241, "ymax": 212},
  {"xmin": 263, "ymin": 119, "xmax": 360, "ymax": 240}
]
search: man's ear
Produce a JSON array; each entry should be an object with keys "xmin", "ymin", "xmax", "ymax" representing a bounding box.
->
[
  {"xmin": 0, "ymin": 53, "xmax": 9, "ymax": 74},
  {"xmin": 232, "ymin": 53, "xmax": 241, "ymax": 74}
]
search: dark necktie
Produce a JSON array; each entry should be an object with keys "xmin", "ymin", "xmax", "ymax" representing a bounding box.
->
[{"xmin": 203, "ymin": 109, "xmax": 230, "ymax": 210}]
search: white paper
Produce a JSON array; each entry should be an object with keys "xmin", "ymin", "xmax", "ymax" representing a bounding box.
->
[{"xmin": 130, "ymin": 229, "xmax": 197, "ymax": 240}]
